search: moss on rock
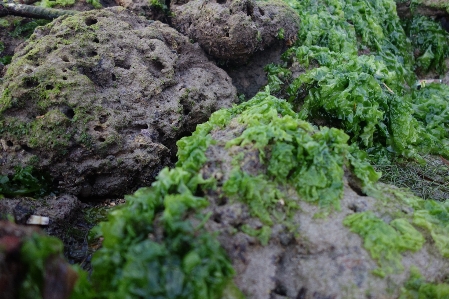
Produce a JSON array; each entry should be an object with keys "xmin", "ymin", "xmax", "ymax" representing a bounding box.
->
[{"xmin": 0, "ymin": 7, "xmax": 237, "ymax": 198}]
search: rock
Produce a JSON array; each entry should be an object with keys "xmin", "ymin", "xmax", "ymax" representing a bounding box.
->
[
  {"xmin": 0, "ymin": 194, "xmax": 81, "ymax": 237},
  {"xmin": 191, "ymin": 95, "xmax": 449, "ymax": 298},
  {"xmin": 90, "ymin": 92, "xmax": 449, "ymax": 298},
  {"xmin": 0, "ymin": 7, "xmax": 237, "ymax": 198},
  {"xmin": 171, "ymin": 0, "xmax": 300, "ymax": 63},
  {"xmin": 115, "ymin": 0, "xmax": 167, "ymax": 21},
  {"xmin": 0, "ymin": 220, "xmax": 78, "ymax": 299}
]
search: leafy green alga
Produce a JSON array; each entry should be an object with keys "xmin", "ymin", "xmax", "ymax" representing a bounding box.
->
[
  {"xmin": 344, "ymin": 212, "xmax": 424, "ymax": 277},
  {"xmin": 400, "ymin": 266, "xmax": 449, "ymax": 299}
]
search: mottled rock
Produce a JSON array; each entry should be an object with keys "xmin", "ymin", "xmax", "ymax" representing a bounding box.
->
[
  {"xmin": 171, "ymin": 0, "xmax": 300, "ymax": 63},
  {"xmin": 0, "ymin": 7, "xmax": 237, "ymax": 198}
]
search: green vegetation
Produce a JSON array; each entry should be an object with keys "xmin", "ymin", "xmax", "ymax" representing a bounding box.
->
[
  {"xmin": 0, "ymin": 166, "xmax": 52, "ymax": 198},
  {"xmin": 344, "ymin": 212, "xmax": 424, "ymax": 277},
  {"xmin": 18, "ymin": 233, "xmax": 90, "ymax": 299},
  {"xmin": 267, "ymin": 0, "xmax": 449, "ymax": 164},
  {"xmin": 402, "ymin": 16, "xmax": 449, "ymax": 74},
  {"xmin": 10, "ymin": 19, "xmax": 50, "ymax": 38},
  {"xmin": 400, "ymin": 266, "xmax": 449, "ymax": 299},
  {"xmin": 89, "ymin": 168, "xmax": 235, "ymax": 299}
]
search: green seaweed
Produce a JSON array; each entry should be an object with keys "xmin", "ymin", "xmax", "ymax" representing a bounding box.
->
[
  {"xmin": 343, "ymin": 212, "xmax": 425, "ymax": 277},
  {"xmin": 89, "ymin": 167, "xmax": 234, "ymax": 299},
  {"xmin": 0, "ymin": 166, "xmax": 52, "ymax": 198},
  {"xmin": 10, "ymin": 19, "xmax": 50, "ymax": 38},
  {"xmin": 403, "ymin": 16, "xmax": 449, "ymax": 74},
  {"xmin": 267, "ymin": 0, "xmax": 449, "ymax": 164},
  {"xmin": 399, "ymin": 266, "xmax": 449, "ymax": 299}
]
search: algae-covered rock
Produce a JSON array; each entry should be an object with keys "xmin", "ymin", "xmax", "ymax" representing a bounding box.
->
[
  {"xmin": 171, "ymin": 0, "xmax": 300, "ymax": 63},
  {"xmin": 0, "ymin": 7, "xmax": 237, "ymax": 198},
  {"xmin": 87, "ymin": 91, "xmax": 449, "ymax": 298}
]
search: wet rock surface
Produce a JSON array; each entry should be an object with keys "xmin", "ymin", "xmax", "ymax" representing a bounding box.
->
[
  {"xmin": 0, "ymin": 7, "xmax": 237, "ymax": 199},
  {"xmin": 171, "ymin": 0, "xmax": 300, "ymax": 63}
]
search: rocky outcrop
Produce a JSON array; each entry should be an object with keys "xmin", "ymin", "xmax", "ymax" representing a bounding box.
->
[
  {"xmin": 171, "ymin": 0, "xmax": 300, "ymax": 63},
  {"xmin": 0, "ymin": 7, "xmax": 237, "ymax": 198},
  {"xmin": 88, "ymin": 92, "xmax": 449, "ymax": 298}
]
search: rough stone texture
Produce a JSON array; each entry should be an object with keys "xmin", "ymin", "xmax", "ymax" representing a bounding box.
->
[
  {"xmin": 115, "ymin": 0, "xmax": 167, "ymax": 21},
  {"xmin": 189, "ymin": 121, "xmax": 449, "ymax": 299},
  {"xmin": 0, "ymin": 7, "xmax": 237, "ymax": 198},
  {"xmin": 224, "ymin": 43, "xmax": 286, "ymax": 98},
  {"xmin": 171, "ymin": 0, "xmax": 300, "ymax": 63},
  {"xmin": 0, "ymin": 220, "xmax": 78, "ymax": 299}
]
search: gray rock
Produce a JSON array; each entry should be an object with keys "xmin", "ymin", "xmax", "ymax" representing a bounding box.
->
[
  {"xmin": 0, "ymin": 7, "xmax": 237, "ymax": 198},
  {"xmin": 171, "ymin": 0, "xmax": 300, "ymax": 63}
]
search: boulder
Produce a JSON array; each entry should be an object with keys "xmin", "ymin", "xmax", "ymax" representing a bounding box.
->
[
  {"xmin": 171, "ymin": 0, "xmax": 300, "ymax": 63},
  {"xmin": 90, "ymin": 91, "xmax": 449, "ymax": 298},
  {"xmin": 0, "ymin": 7, "xmax": 237, "ymax": 198}
]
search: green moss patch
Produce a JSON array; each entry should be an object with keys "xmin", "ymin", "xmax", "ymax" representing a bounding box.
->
[
  {"xmin": 344, "ymin": 212, "xmax": 424, "ymax": 277},
  {"xmin": 400, "ymin": 266, "xmax": 449, "ymax": 299}
]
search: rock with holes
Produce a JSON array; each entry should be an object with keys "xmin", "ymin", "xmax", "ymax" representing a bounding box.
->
[
  {"xmin": 171, "ymin": 0, "xmax": 300, "ymax": 63},
  {"xmin": 115, "ymin": 0, "xmax": 167, "ymax": 21},
  {"xmin": 170, "ymin": 93, "xmax": 449, "ymax": 298},
  {"xmin": 0, "ymin": 7, "xmax": 237, "ymax": 198}
]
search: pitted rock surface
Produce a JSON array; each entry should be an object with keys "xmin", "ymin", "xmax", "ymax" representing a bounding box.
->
[
  {"xmin": 0, "ymin": 7, "xmax": 237, "ymax": 198},
  {"xmin": 171, "ymin": 0, "xmax": 300, "ymax": 63}
]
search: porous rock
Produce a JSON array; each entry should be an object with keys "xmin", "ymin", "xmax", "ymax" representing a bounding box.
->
[
  {"xmin": 171, "ymin": 0, "xmax": 300, "ymax": 63},
  {"xmin": 0, "ymin": 7, "xmax": 237, "ymax": 198},
  {"xmin": 115, "ymin": 0, "xmax": 166, "ymax": 21},
  {"xmin": 179, "ymin": 96, "xmax": 449, "ymax": 298}
]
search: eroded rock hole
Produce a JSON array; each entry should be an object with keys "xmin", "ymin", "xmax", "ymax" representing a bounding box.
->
[
  {"xmin": 20, "ymin": 144, "xmax": 32, "ymax": 152},
  {"xmin": 259, "ymin": 7, "xmax": 264, "ymax": 15},
  {"xmin": 45, "ymin": 84, "xmax": 53, "ymax": 90},
  {"xmin": 85, "ymin": 18, "xmax": 98, "ymax": 26},
  {"xmin": 132, "ymin": 124, "xmax": 149, "ymax": 131},
  {"xmin": 98, "ymin": 137, "xmax": 106, "ymax": 142},
  {"xmin": 212, "ymin": 213, "xmax": 222, "ymax": 223},
  {"xmin": 94, "ymin": 126, "xmax": 104, "ymax": 132},
  {"xmin": 273, "ymin": 281, "xmax": 287, "ymax": 296},
  {"xmin": 296, "ymin": 287, "xmax": 307, "ymax": 299},
  {"xmin": 93, "ymin": 37, "xmax": 100, "ymax": 43},
  {"xmin": 216, "ymin": 0, "xmax": 226, "ymax": 4},
  {"xmin": 6, "ymin": 140, "xmax": 13, "ymax": 147},
  {"xmin": 115, "ymin": 59, "xmax": 131, "ymax": 70},
  {"xmin": 151, "ymin": 59, "xmax": 164, "ymax": 73},
  {"xmin": 88, "ymin": 50, "xmax": 98, "ymax": 57},
  {"xmin": 111, "ymin": 73, "xmax": 117, "ymax": 81},
  {"xmin": 62, "ymin": 56, "xmax": 69, "ymax": 62},
  {"xmin": 61, "ymin": 106, "xmax": 75, "ymax": 119},
  {"xmin": 99, "ymin": 115, "xmax": 108, "ymax": 124},
  {"xmin": 246, "ymin": 2, "xmax": 254, "ymax": 16},
  {"xmin": 23, "ymin": 77, "xmax": 39, "ymax": 88},
  {"xmin": 63, "ymin": 76, "xmax": 68, "ymax": 80}
]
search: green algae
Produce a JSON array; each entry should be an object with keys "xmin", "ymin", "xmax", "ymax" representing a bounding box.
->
[
  {"xmin": 17, "ymin": 233, "xmax": 90, "ymax": 299},
  {"xmin": 267, "ymin": 0, "xmax": 449, "ymax": 163},
  {"xmin": 402, "ymin": 16, "xmax": 449, "ymax": 74},
  {"xmin": 400, "ymin": 266, "xmax": 449, "ymax": 299},
  {"xmin": 0, "ymin": 165, "xmax": 52, "ymax": 198},
  {"xmin": 344, "ymin": 212, "xmax": 424, "ymax": 277},
  {"xmin": 89, "ymin": 167, "xmax": 235, "ymax": 299}
]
